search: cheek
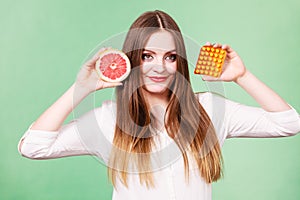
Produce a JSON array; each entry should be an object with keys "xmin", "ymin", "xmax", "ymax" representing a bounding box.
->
[
  {"xmin": 141, "ymin": 63, "xmax": 152, "ymax": 74},
  {"xmin": 166, "ymin": 63, "xmax": 177, "ymax": 74}
]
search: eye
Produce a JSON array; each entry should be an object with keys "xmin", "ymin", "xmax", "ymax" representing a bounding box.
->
[
  {"xmin": 165, "ymin": 54, "xmax": 177, "ymax": 62},
  {"xmin": 141, "ymin": 53, "xmax": 153, "ymax": 61}
]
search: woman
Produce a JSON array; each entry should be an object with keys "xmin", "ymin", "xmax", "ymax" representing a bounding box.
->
[{"xmin": 18, "ymin": 10, "xmax": 300, "ymax": 200}]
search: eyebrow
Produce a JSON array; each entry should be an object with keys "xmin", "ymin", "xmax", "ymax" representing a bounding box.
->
[{"xmin": 143, "ymin": 49, "xmax": 176, "ymax": 54}]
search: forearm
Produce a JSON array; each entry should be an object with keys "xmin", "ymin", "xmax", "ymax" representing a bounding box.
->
[
  {"xmin": 30, "ymin": 82, "xmax": 90, "ymax": 131},
  {"xmin": 235, "ymin": 70, "xmax": 291, "ymax": 112}
]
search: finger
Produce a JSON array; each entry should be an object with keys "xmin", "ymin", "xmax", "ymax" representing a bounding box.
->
[
  {"xmin": 102, "ymin": 81, "xmax": 123, "ymax": 89},
  {"xmin": 85, "ymin": 55, "xmax": 100, "ymax": 68},
  {"xmin": 205, "ymin": 41, "xmax": 212, "ymax": 46},
  {"xmin": 218, "ymin": 72, "xmax": 228, "ymax": 81},
  {"xmin": 221, "ymin": 44, "xmax": 234, "ymax": 53},
  {"xmin": 201, "ymin": 74, "xmax": 221, "ymax": 82},
  {"xmin": 226, "ymin": 52, "xmax": 235, "ymax": 59},
  {"xmin": 85, "ymin": 47, "xmax": 112, "ymax": 68},
  {"xmin": 92, "ymin": 47, "xmax": 112, "ymax": 59},
  {"xmin": 213, "ymin": 43, "xmax": 222, "ymax": 48}
]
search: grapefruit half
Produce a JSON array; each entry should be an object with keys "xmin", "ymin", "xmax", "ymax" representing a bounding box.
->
[{"xmin": 95, "ymin": 48, "xmax": 131, "ymax": 82}]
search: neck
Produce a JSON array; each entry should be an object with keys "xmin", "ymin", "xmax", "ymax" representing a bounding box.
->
[
  {"xmin": 143, "ymin": 89, "xmax": 169, "ymax": 108},
  {"xmin": 143, "ymin": 89, "xmax": 169, "ymax": 131}
]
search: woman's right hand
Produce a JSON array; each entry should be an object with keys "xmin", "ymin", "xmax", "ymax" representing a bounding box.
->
[{"xmin": 75, "ymin": 47, "xmax": 123, "ymax": 94}]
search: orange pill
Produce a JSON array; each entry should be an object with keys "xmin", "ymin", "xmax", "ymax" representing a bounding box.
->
[{"xmin": 195, "ymin": 45, "xmax": 226, "ymax": 78}]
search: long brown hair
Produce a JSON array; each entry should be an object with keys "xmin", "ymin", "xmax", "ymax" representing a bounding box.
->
[{"xmin": 108, "ymin": 10, "xmax": 223, "ymax": 189}]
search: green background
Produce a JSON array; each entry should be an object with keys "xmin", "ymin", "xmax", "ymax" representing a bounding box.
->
[{"xmin": 1, "ymin": 0, "xmax": 300, "ymax": 199}]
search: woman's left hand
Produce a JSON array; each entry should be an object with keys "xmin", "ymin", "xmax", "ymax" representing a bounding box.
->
[{"xmin": 201, "ymin": 42, "xmax": 247, "ymax": 82}]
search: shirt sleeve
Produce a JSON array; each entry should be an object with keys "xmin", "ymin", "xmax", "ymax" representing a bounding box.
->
[
  {"xmin": 224, "ymin": 98, "xmax": 300, "ymax": 139},
  {"xmin": 197, "ymin": 92, "xmax": 300, "ymax": 140},
  {"xmin": 17, "ymin": 100, "xmax": 116, "ymax": 161}
]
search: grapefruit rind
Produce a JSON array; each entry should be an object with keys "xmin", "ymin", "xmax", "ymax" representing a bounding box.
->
[{"xmin": 95, "ymin": 48, "xmax": 131, "ymax": 82}]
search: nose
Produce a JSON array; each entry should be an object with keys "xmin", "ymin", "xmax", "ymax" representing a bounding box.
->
[{"xmin": 152, "ymin": 57, "xmax": 166, "ymax": 73}]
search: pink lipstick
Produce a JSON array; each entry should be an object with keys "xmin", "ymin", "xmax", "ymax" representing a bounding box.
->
[{"xmin": 149, "ymin": 76, "xmax": 167, "ymax": 82}]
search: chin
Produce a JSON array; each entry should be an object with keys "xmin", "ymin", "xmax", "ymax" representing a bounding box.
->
[{"xmin": 143, "ymin": 84, "xmax": 169, "ymax": 94}]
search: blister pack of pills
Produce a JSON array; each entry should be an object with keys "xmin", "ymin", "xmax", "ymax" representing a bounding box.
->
[{"xmin": 194, "ymin": 46, "xmax": 227, "ymax": 77}]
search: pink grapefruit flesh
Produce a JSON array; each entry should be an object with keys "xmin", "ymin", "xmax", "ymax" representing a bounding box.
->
[{"xmin": 95, "ymin": 48, "xmax": 131, "ymax": 82}]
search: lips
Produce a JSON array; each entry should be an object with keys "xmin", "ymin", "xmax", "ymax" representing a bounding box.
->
[{"xmin": 148, "ymin": 76, "xmax": 168, "ymax": 82}]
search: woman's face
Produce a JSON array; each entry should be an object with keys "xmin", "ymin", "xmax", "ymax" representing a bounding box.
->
[{"xmin": 140, "ymin": 30, "xmax": 177, "ymax": 95}]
